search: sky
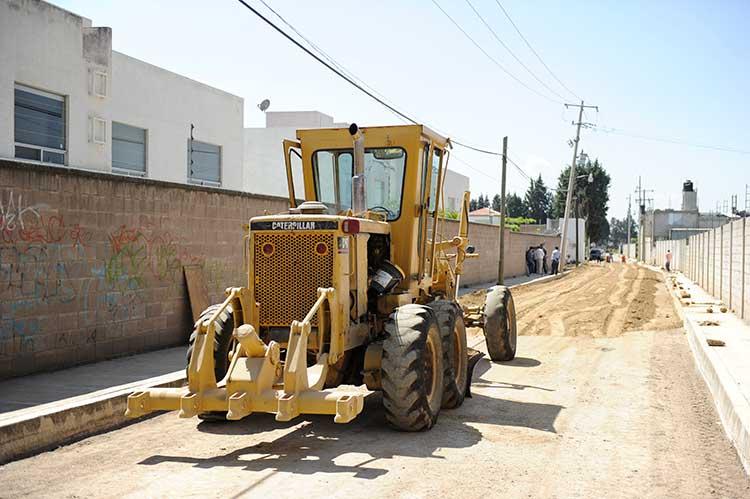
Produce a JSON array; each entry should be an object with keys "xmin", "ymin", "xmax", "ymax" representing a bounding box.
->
[{"xmin": 54, "ymin": 0, "xmax": 750, "ymax": 219}]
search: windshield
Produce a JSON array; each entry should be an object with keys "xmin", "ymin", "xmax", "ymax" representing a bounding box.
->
[{"xmin": 313, "ymin": 148, "xmax": 407, "ymax": 220}]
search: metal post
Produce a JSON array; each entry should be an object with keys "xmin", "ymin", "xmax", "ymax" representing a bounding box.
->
[
  {"xmin": 497, "ymin": 136, "xmax": 508, "ymax": 285},
  {"xmin": 626, "ymin": 194, "xmax": 632, "ymax": 259},
  {"xmin": 574, "ymin": 196, "xmax": 580, "ymax": 267}
]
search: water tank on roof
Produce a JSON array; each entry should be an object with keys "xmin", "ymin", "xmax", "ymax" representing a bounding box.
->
[{"xmin": 682, "ymin": 180, "xmax": 697, "ymax": 211}]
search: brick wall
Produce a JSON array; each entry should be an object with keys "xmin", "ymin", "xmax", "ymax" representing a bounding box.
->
[
  {"xmin": 0, "ymin": 160, "xmax": 288, "ymax": 379},
  {"xmin": 440, "ymin": 219, "xmax": 560, "ymax": 285}
]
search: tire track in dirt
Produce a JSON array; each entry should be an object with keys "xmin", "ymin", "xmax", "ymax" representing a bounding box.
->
[{"xmin": 460, "ymin": 263, "xmax": 680, "ymax": 338}]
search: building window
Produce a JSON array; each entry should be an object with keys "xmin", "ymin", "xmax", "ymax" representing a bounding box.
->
[
  {"xmin": 112, "ymin": 122, "xmax": 147, "ymax": 175},
  {"xmin": 188, "ymin": 140, "xmax": 221, "ymax": 186},
  {"xmin": 14, "ymin": 84, "xmax": 66, "ymax": 165}
]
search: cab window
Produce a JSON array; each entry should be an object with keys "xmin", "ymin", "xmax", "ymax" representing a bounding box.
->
[{"xmin": 312, "ymin": 148, "xmax": 406, "ymax": 220}]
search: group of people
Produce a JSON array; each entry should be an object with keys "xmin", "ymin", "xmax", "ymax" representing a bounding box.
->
[{"xmin": 525, "ymin": 243, "xmax": 561, "ymax": 276}]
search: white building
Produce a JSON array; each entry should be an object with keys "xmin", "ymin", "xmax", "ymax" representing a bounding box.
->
[
  {"xmin": 244, "ymin": 111, "xmax": 470, "ymax": 210},
  {"xmin": 549, "ymin": 218, "xmax": 587, "ymax": 263},
  {"xmin": 0, "ymin": 0, "xmax": 244, "ymax": 189}
]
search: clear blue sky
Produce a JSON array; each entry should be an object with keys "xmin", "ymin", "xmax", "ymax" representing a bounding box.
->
[{"xmin": 55, "ymin": 0, "xmax": 750, "ymax": 218}]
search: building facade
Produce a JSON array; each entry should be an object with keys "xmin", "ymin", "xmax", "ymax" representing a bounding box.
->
[{"xmin": 0, "ymin": 0, "xmax": 244, "ymax": 189}]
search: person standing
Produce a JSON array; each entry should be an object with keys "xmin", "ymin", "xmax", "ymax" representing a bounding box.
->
[
  {"xmin": 534, "ymin": 246, "xmax": 545, "ymax": 275},
  {"xmin": 665, "ymin": 249, "xmax": 673, "ymax": 272},
  {"xmin": 541, "ymin": 244, "xmax": 549, "ymax": 274},
  {"xmin": 551, "ymin": 246, "xmax": 561, "ymax": 275},
  {"xmin": 525, "ymin": 246, "xmax": 535, "ymax": 276}
]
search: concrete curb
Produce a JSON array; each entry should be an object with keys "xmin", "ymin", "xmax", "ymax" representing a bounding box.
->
[
  {"xmin": 658, "ymin": 269, "xmax": 750, "ymax": 475},
  {"xmin": 0, "ymin": 371, "xmax": 185, "ymax": 464}
]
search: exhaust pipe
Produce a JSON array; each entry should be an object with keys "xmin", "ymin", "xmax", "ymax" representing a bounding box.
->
[{"xmin": 349, "ymin": 123, "xmax": 366, "ymax": 214}]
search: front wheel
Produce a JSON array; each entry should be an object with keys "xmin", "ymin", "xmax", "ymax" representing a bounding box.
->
[
  {"xmin": 381, "ymin": 304, "xmax": 444, "ymax": 431},
  {"xmin": 483, "ymin": 286, "xmax": 517, "ymax": 361},
  {"xmin": 186, "ymin": 303, "xmax": 235, "ymax": 421}
]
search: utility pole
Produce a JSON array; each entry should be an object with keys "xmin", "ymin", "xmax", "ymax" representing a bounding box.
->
[
  {"xmin": 626, "ymin": 194, "xmax": 632, "ymax": 259},
  {"xmin": 497, "ymin": 136, "xmax": 508, "ymax": 285},
  {"xmin": 560, "ymin": 100, "xmax": 598, "ymax": 268}
]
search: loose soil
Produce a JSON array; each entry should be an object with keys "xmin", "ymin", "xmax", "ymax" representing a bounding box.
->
[{"xmin": 461, "ymin": 263, "xmax": 682, "ymax": 337}]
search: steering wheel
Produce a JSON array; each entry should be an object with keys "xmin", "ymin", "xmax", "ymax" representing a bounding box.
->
[{"xmin": 369, "ymin": 205, "xmax": 395, "ymax": 219}]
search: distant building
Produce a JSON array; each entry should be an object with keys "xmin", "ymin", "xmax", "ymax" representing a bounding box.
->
[
  {"xmin": 244, "ymin": 112, "xmax": 470, "ymax": 209},
  {"xmin": 468, "ymin": 207, "xmax": 502, "ymax": 225},
  {"xmin": 0, "ymin": 0, "xmax": 244, "ymax": 189},
  {"xmin": 643, "ymin": 180, "xmax": 729, "ymax": 241}
]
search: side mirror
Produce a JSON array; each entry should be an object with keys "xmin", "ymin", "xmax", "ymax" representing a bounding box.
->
[{"xmin": 466, "ymin": 245, "xmax": 476, "ymax": 254}]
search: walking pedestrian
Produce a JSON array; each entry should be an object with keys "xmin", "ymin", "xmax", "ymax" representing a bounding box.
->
[
  {"xmin": 534, "ymin": 246, "xmax": 545, "ymax": 275},
  {"xmin": 665, "ymin": 249, "xmax": 673, "ymax": 272},
  {"xmin": 551, "ymin": 246, "xmax": 561, "ymax": 275}
]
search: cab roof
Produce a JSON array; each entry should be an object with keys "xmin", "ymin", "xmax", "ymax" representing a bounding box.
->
[{"xmin": 296, "ymin": 124, "xmax": 450, "ymax": 149}]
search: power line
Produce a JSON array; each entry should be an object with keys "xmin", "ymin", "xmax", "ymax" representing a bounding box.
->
[
  {"xmin": 430, "ymin": 0, "xmax": 563, "ymax": 105},
  {"xmin": 591, "ymin": 125, "xmax": 750, "ymax": 155},
  {"xmin": 464, "ymin": 0, "xmax": 567, "ymax": 101},
  {"xmin": 234, "ymin": 0, "xmax": 418, "ymax": 124},
  {"xmin": 236, "ymin": 0, "xmax": 539, "ymax": 184},
  {"xmin": 256, "ymin": 0, "xmax": 423, "ymax": 128},
  {"xmin": 493, "ymin": 0, "xmax": 581, "ymax": 101}
]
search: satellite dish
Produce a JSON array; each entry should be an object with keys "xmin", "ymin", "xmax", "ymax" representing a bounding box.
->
[{"xmin": 258, "ymin": 99, "xmax": 270, "ymax": 112}]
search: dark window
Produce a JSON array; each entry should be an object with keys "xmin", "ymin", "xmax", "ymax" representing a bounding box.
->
[
  {"xmin": 112, "ymin": 122, "xmax": 146, "ymax": 174},
  {"xmin": 14, "ymin": 85, "xmax": 66, "ymax": 164},
  {"xmin": 188, "ymin": 140, "xmax": 221, "ymax": 185}
]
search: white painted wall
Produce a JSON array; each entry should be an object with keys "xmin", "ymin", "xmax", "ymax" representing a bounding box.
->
[
  {"xmin": 243, "ymin": 125, "xmax": 302, "ymax": 198},
  {"xmin": 443, "ymin": 169, "xmax": 469, "ymax": 212},
  {"xmin": 0, "ymin": 0, "xmax": 244, "ymax": 189}
]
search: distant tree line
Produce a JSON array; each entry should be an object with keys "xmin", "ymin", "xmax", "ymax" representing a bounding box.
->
[{"xmin": 469, "ymin": 154, "xmax": 612, "ymax": 244}]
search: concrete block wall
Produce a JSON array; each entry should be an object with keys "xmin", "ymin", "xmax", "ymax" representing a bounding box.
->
[
  {"xmin": 650, "ymin": 218, "xmax": 749, "ymax": 323},
  {"xmin": 0, "ymin": 159, "xmax": 288, "ymax": 379}
]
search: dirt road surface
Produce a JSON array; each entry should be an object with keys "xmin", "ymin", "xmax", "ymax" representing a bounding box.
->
[{"xmin": 2, "ymin": 264, "xmax": 748, "ymax": 498}]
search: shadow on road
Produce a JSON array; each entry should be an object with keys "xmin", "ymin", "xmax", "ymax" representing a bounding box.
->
[
  {"xmin": 499, "ymin": 356, "xmax": 542, "ymax": 367},
  {"xmin": 139, "ymin": 382, "xmax": 562, "ymax": 480}
]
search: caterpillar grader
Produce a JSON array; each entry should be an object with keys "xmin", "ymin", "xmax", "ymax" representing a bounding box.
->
[{"xmin": 126, "ymin": 123, "xmax": 517, "ymax": 431}]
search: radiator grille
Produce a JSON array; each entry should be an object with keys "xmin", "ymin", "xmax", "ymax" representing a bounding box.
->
[{"xmin": 254, "ymin": 232, "xmax": 335, "ymax": 327}]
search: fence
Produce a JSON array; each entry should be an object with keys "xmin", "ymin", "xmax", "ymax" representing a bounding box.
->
[{"xmin": 647, "ymin": 218, "xmax": 749, "ymax": 322}]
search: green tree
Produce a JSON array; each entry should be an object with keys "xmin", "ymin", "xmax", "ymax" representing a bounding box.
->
[
  {"xmin": 552, "ymin": 155, "xmax": 611, "ymax": 244},
  {"xmin": 506, "ymin": 193, "xmax": 525, "ymax": 217},
  {"xmin": 491, "ymin": 194, "xmax": 502, "ymax": 212},
  {"xmin": 609, "ymin": 214, "xmax": 638, "ymax": 246},
  {"xmin": 523, "ymin": 175, "xmax": 552, "ymax": 223}
]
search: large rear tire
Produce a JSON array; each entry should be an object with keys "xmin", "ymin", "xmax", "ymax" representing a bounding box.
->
[
  {"xmin": 186, "ymin": 303, "xmax": 235, "ymax": 421},
  {"xmin": 483, "ymin": 286, "xmax": 517, "ymax": 361},
  {"xmin": 429, "ymin": 300, "xmax": 468, "ymax": 409},
  {"xmin": 381, "ymin": 304, "xmax": 444, "ymax": 431}
]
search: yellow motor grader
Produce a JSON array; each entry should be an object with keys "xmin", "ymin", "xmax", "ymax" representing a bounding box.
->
[{"xmin": 126, "ymin": 123, "xmax": 517, "ymax": 431}]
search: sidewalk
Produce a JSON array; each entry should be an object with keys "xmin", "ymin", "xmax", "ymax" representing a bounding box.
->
[
  {"xmin": 0, "ymin": 347, "xmax": 185, "ymax": 414},
  {"xmin": 662, "ymin": 269, "xmax": 750, "ymax": 474},
  {"xmin": 0, "ymin": 347, "xmax": 185, "ymax": 464}
]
